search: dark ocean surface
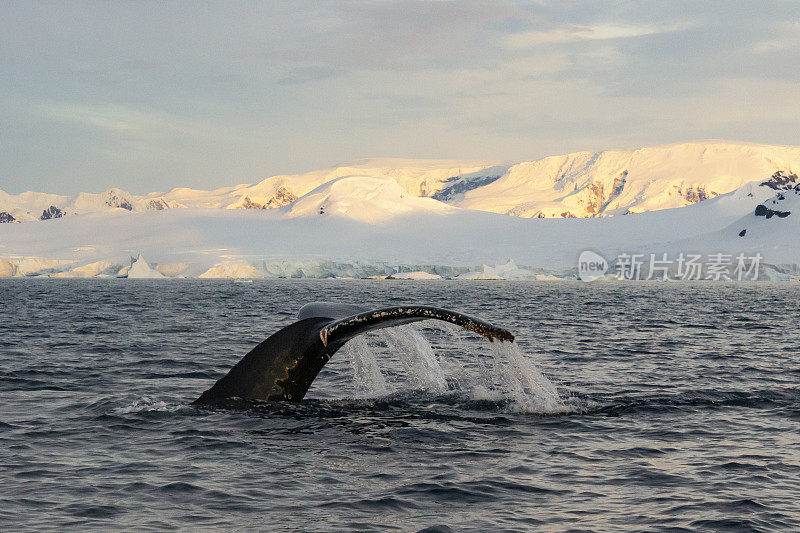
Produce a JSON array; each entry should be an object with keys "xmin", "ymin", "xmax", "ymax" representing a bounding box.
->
[{"xmin": 1, "ymin": 280, "xmax": 799, "ymax": 532}]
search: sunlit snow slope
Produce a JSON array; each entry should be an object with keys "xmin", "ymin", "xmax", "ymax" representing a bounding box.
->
[
  {"xmin": 2, "ymin": 171, "xmax": 798, "ymax": 275},
  {"xmin": 2, "ymin": 141, "xmax": 800, "ymax": 277},
  {"xmin": 5, "ymin": 141, "xmax": 800, "ymax": 223},
  {"xmin": 454, "ymin": 141, "xmax": 800, "ymax": 218}
]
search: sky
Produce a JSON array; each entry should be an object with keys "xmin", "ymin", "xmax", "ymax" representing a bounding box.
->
[{"xmin": 2, "ymin": 0, "xmax": 800, "ymax": 195}]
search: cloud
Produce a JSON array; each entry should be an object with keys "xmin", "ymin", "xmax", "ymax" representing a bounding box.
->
[
  {"xmin": 753, "ymin": 20, "xmax": 800, "ymax": 53},
  {"xmin": 504, "ymin": 23, "xmax": 683, "ymax": 49},
  {"xmin": 34, "ymin": 102, "xmax": 253, "ymax": 146},
  {"xmin": 276, "ymin": 66, "xmax": 343, "ymax": 86},
  {"xmin": 3, "ymin": 2, "xmax": 800, "ymax": 196},
  {"xmin": 37, "ymin": 103, "xmax": 182, "ymax": 136}
]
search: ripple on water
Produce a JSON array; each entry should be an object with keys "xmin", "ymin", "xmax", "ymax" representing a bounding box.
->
[{"xmin": 0, "ymin": 279, "xmax": 799, "ymax": 531}]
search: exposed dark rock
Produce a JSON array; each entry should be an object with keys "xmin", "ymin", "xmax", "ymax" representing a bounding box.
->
[
  {"xmin": 596, "ymin": 171, "xmax": 627, "ymax": 215},
  {"xmin": 240, "ymin": 196, "xmax": 265, "ymax": 209},
  {"xmin": 671, "ymin": 184, "xmax": 714, "ymax": 203},
  {"xmin": 584, "ymin": 182, "xmax": 604, "ymax": 215},
  {"xmin": 264, "ymin": 186, "xmax": 297, "ymax": 208},
  {"xmin": 40, "ymin": 206, "xmax": 63, "ymax": 220},
  {"xmin": 760, "ymin": 171, "xmax": 798, "ymax": 190},
  {"xmin": 560, "ymin": 211, "xmax": 576, "ymax": 218},
  {"xmin": 431, "ymin": 174, "xmax": 502, "ymax": 202},
  {"xmin": 739, "ymin": 229, "xmax": 746, "ymax": 237},
  {"xmin": 0, "ymin": 211, "xmax": 15, "ymax": 223},
  {"xmin": 754, "ymin": 176, "xmax": 798, "ymax": 220},
  {"xmin": 104, "ymin": 190, "xmax": 133, "ymax": 210},
  {"xmin": 238, "ymin": 187, "xmax": 298, "ymax": 210},
  {"xmin": 755, "ymin": 204, "xmax": 791, "ymax": 219},
  {"xmin": 145, "ymin": 198, "xmax": 170, "ymax": 210},
  {"xmin": 684, "ymin": 185, "xmax": 712, "ymax": 203}
]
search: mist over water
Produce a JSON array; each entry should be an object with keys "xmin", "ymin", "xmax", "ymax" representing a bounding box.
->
[{"xmin": 1, "ymin": 279, "xmax": 799, "ymax": 531}]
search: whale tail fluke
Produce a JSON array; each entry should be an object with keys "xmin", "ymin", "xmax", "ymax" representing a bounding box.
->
[{"xmin": 193, "ymin": 302, "xmax": 514, "ymax": 404}]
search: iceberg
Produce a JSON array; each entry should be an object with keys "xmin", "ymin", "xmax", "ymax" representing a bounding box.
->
[
  {"xmin": 198, "ymin": 263, "xmax": 264, "ymax": 279},
  {"xmin": 126, "ymin": 254, "xmax": 164, "ymax": 279},
  {"xmin": 386, "ymin": 271, "xmax": 443, "ymax": 280},
  {"xmin": 0, "ymin": 259, "xmax": 15, "ymax": 277}
]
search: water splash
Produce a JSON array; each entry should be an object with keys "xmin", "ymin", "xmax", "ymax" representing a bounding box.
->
[
  {"xmin": 425, "ymin": 322, "xmax": 566, "ymax": 413},
  {"xmin": 345, "ymin": 322, "xmax": 571, "ymax": 414},
  {"xmin": 434, "ymin": 322, "xmax": 495, "ymax": 393},
  {"xmin": 381, "ymin": 325, "xmax": 448, "ymax": 393},
  {"xmin": 113, "ymin": 396, "xmax": 171, "ymax": 414},
  {"xmin": 486, "ymin": 341, "xmax": 566, "ymax": 413},
  {"xmin": 337, "ymin": 321, "xmax": 565, "ymax": 413},
  {"xmin": 341, "ymin": 335, "xmax": 391, "ymax": 398}
]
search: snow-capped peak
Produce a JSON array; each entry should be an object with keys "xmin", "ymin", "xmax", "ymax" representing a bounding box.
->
[
  {"xmin": 283, "ymin": 175, "xmax": 455, "ymax": 223},
  {"xmin": 455, "ymin": 140, "xmax": 800, "ymax": 218},
  {"xmin": 3, "ymin": 141, "xmax": 800, "ymax": 225}
]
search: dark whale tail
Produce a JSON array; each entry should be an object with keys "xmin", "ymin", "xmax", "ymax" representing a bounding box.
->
[{"xmin": 193, "ymin": 302, "xmax": 514, "ymax": 404}]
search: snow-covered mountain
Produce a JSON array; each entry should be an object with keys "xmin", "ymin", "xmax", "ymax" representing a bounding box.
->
[
  {"xmin": 454, "ymin": 141, "xmax": 800, "ymax": 218},
  {"xmin": 5, "ymin": 141, "xmax": 800, "ymax": 224},
  {"xmin": 671, "ymin": 171, "xmax": 800, "ymax": 265},
  {"xmin": 0, "ymin": 158, "xmax": 493, "ymax": 222},
  {"xmin": 144, "ymin": 158, "xmax": 496, "ymax": 211},
  {"xmin": 2, "ymin": 141, "xmax": 800, "ymax": 279},
  {"xmin": 0, "ymin": 187, "xmax": 184, "ymax": 222},
  {"xmin": 282, "ymin": 175, "xmax": 456, "ymax": 223},
  {"xmin": 1, "ymin": 169, "xmax": 797, "ymax": 278}
]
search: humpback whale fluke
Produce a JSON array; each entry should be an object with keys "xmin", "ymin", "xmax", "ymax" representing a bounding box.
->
[{"xmin": 193, "ymin": 302, "xmax": 514, "ymax": 404}]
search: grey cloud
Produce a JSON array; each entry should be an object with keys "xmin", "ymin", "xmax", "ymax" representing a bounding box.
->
[{"xmin": 1, "ymin": 1, "xmax": 800, "ymax": 195}]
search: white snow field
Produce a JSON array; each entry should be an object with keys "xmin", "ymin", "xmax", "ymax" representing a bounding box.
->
[
  {"xmin": 454, "ymin": 141, "xmax": 800, "ymax": 218},
  {"xmin": 4, "ymin": 141, "xmax": 800, "ymax": 224},
  {"xmin": 1, "ymin": 141, "xmax": 799, "ymax": 279},
  {"xmin": 0, "ymin": 159, "xmax": 492, "ymax": 222}
]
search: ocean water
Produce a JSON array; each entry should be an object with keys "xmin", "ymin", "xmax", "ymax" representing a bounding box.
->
[{"xmin": 1, "ymin": 279, "xmax": 799, "ymax": 532}]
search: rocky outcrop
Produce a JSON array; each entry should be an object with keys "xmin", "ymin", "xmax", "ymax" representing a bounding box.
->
[
  {"xmin": 40, "ymin": 205, "xmax": 63, "ymax": 220},
  {"xmin": 264, "ymin": 186, "xmax": 297, "ymax": 208},
  {"xmin": 583, "ymin": 182, "xmax": 605, "ymax": 215},
  {"xmin": 237, "ymin": 187, "xmax": 298, "ymax": 210},
  {"xmin": 0, "ymin": 211, "xmax": 16, "ymax": 223},
  {"xmin": 102, "ymin": 188, "xmax": 133, "ymax": 210},
  {"xmin": 522, "ymin": 171, "xmax": 628, "ymax": 219},
  {"xmin": 753, "ymin": 178, "xmax": 799, "ymax": 219},
  {"xmin": 760, "ymin": 171, "xmax": 798, "ymax": 190},
  {"xmin": 683, "ymin": 186, "xmax": 713, "ymax": 203},
  {"xmin": 431, "ymin": 174, "xmax": 503, "ymax": 202},
  {"xmin": 755, "ymin": 202, "xmax": 792, "ymax": 219},
  {"xmin": 595, "ymin": 171, "xmax": 628, "ymax": 214},
  {"xmin": 239, "ymin": 196, "xmax": 265, "ymax": 209},
  {"xmin": 144, "ymin": 198, "xmax": 171, "ymax": 210}
]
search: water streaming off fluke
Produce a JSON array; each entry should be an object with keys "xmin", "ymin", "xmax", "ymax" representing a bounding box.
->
[{"xmin": 338, "ymin": 321, "xmax": 565, "ymax": 413}]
